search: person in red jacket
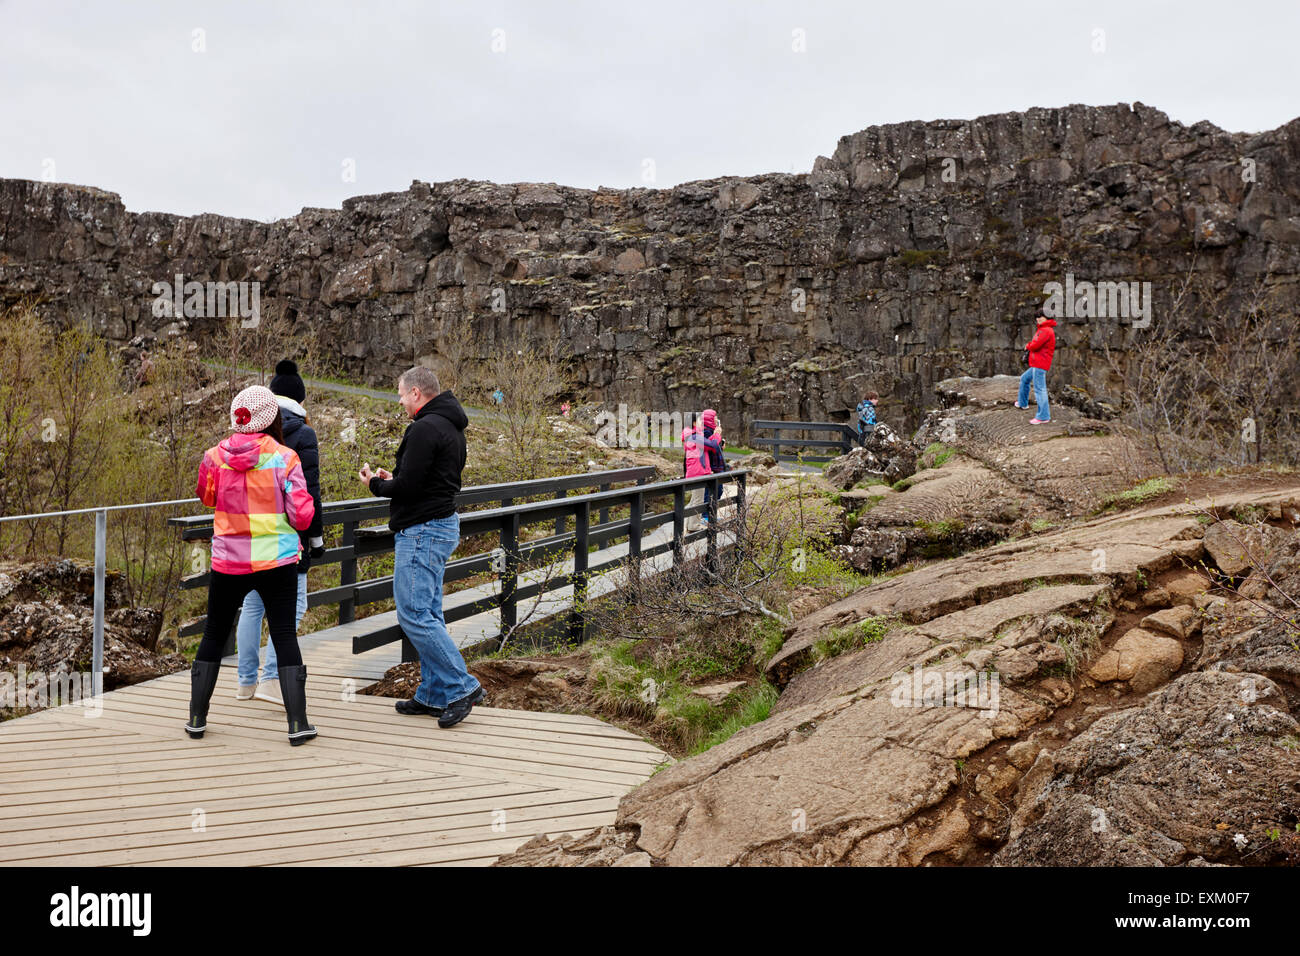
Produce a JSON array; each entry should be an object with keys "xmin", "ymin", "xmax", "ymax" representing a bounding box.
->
[{"xmin": 1015, "ymin": 309, "xmax": 1056, "ymax": 424}]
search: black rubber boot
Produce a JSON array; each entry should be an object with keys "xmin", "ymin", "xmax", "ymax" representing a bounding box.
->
[
  {"xmin": 185, "ymin": 660, "xmax": 221, "ymax": 739},
  {"xmin": 278, "ymin": 665, "xmax": 318, "ymax": 746}
]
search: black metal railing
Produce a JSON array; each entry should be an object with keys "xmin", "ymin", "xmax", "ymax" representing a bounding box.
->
[
  {"xmin": 170, "ymin": 466, "xmax": 747, "ymax": 658},
  {"xmin": 169, "ymin": 466, "xmax": 655, "ymax": 648},
  {"xmin": 750, "ymin": 420, "xmax": 855, "ymax": 462}
]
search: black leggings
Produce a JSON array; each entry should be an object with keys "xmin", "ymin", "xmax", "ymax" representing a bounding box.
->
[{"xmin": 196, "ymin": 564, "xmax": 303, "ymax": 667}]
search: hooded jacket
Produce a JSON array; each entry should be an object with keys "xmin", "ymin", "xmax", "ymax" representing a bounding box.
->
[
  {"xmin": 682, "ymin": 426, "xmax": 720, "ymax": 479},
  {"xmin": 702, "ymin": 425, "xmax": 727, "ymax": 474},
  {"xmin": 368, "ymin": 391, "xmax": 469, "ymax": 531},
  {"xmin": 196, "ymin": 432, "xmax": 315, "ymax": 574},
  {"xmin": 277, "ymin": 396, "xmax": 325, "ymax": 571},
  {"xmin": 1026, "ymin": 319, "xmax": 1057, "ymax": 370}
]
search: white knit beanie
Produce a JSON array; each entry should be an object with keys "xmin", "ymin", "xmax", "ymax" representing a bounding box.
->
[{"xmin": 230, "ymin": 385, "xmax": 279, "ymax": 434}]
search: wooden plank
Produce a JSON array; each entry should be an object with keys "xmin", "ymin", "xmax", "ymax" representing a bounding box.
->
[
  {"xmin": 0, "ymin": 742, "xmax": 276, "ymax": 772},
  {"xmin": 0, "ymin": 754, "xmax": 351, "ymax": 795},
  {"xmin": 116, "ymin": 682, "xmax": 665, "ymax": 759},
  {"xmin": 109, "ymin": 677, "xmax": 664, "ymax": 753},
  {"xmin": 0, "ymin": 784, "xmax": 583, "ymax": 855},
  {"xmin": 271, "ymin": 813, "xmax": 619, "ymax": 867},
  {"xmin": 0, "ymin": 776, "xmax": 504, "ymax": 833},
  {"xmin": 0, "ymin": 766, "xmax": 442, "ymax": 819},
  {"xmin": 20, "ymin": 802, "xmax": 620, "ymax": 866},
  {"xmin": 62, "ymin": 694, "xmax": 662, "ymax": 783}
]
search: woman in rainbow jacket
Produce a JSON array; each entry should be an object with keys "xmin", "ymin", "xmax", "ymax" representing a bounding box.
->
[{"xmin": 185, "ymin": 384, "xmax": 318, "ymax": 746}]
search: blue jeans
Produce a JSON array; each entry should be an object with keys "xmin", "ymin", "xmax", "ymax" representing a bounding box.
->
[
  {"xmin": 235, "ymin": 570, "xmax": 308, "ymax": 684},
  {"xmin": 394, "ymin": 513, "xmax": 480, "ymax": 709},
  {"xmin": 1018, "ymin": 367, "xmax": 1051, "ymax": 421}
]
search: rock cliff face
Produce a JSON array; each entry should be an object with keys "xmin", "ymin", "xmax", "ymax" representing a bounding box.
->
[{"xmin": 3, "ymin": 102, "xmax": 1299, "ymax": 434}]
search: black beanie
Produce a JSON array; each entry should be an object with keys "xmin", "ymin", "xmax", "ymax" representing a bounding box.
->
[{"xmin": 269, "ymin": 359, "xmax": 306, "ymax": 403}]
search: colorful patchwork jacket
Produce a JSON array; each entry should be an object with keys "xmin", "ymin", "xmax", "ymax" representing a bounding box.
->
[{"xmin": 196, "ymin": 432, "xmax": 316, "ymax": 574}]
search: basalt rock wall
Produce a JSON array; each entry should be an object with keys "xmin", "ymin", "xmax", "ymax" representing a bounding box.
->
[{"xmin": 3, "ymin": 102, "xmax": 1299, "ymax": 435}]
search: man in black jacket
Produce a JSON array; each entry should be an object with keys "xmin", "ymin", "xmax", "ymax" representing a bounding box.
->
[
  {"xmin": 360, "ymin": 366, "xmax": 483, "ymax": 728},
  {"xmin": 234, "ymin": 359, "xmax": 326, "ymax": 703}
]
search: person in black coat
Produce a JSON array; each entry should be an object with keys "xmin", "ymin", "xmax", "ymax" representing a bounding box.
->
[
  {"xmin": 233, "ymin": 360, "xmax": 325, "ymax": 703},
  {"xmin": 359, "ymin": 365, "xmax": 484, "ymax": 729}
]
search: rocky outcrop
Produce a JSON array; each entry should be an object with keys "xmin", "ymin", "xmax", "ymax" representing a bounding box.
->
[
  {"xmin": 821, "ymin": 423, "xmax": 917, "ymax": 489},
  {"xmin": 5, "ymin": 104, "xmax": 1300, "ymax": 435},
  {"xmin": 0, "ymin": 560, "xmax": 186, "ymax": 716},
  {"xmin": 493, "ymin": 480, "xmax": 1300, "ymax": 867},
  {"xmin": 824, "ymin": 373, "xmax": 1162, "ymax": 574}
]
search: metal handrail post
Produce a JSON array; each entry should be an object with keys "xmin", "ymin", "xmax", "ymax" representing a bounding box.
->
[
  {"xmin": 93, "ymin": 509, "xmax": 106, "ymax": 699},
  {"xmin": 569, "ymin": 501, "xmax": 589, "ymax": 645}
]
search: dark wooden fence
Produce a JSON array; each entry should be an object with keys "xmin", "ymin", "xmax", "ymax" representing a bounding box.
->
[
  {"xmin": 750, "ymin": 420, "xmax": 856, "ymax": 462},
  {"xmin": 170, "ymin": 466, "xmax": 748, "ymax": 658}
]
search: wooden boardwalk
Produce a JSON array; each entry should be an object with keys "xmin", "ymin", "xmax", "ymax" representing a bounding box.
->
[
  {"xmin": 0, "ymin": 493, "xmax": 751, "ymax": 866},
  {"xmin": 0, "ymin": 601, "xmax": 670, "ymax": 865}
]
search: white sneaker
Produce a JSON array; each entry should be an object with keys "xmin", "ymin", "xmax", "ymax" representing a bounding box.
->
[
  {"xmin": 253, "ymin": 679, "xmax": 282, "ymax": 704},
  {"xmin": 235, "ymin": 684, "xmax": 256, "ymax": 700}
]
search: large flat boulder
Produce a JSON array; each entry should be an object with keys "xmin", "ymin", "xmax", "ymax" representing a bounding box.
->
[
  {"xmin": 771, "ymin": 582, "xmax": 1109, "ymax": 699},
  {"xmin": 785, "ymin": 513, "xmax": 1203, "ymax": 657},
  {"xmin": 618, "ymin": 677, "xmax": 1049, "ymax": 866}
]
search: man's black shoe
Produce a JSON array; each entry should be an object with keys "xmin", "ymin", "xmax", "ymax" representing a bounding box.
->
[
  {"xmin": 396, "ymin": 697, "xmax": 443, "ymax": 717},
  {"xmin": 437, "ymin": 686, "xmax": 485, "ymax": 729}
]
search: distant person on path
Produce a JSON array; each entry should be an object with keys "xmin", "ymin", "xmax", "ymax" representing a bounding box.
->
[
  {"xmin": 700, "ymin": 408, "xmax": 729, "ymax": 525},
  {"xmin": 855, "ymin": 392, "xmax": 879, "ymax": 446},
  {"xmin": 360, "ymin": 366, "xmax": 484, "ymax": 729},
  {"xmin": 233, "ymin": 360, "xmax": 325, "ymax": 704},
  {"xmin": 492, "ymin": 388, "xmax": 504, "ymax": 406},
  {"xmin": 187, "ymin": 385, "xmax": 318, "ymax": 745},
  {"xmin": 1016, "ymin": 309, "xmax": 1056, "ymax": 424},
  {"xmin": 682, "ymin": 415, "xmax": 722, "ymax": 532}
]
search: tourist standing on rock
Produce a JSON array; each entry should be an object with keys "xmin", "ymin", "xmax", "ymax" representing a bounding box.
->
[
  {"xmin": 855, "ymin": 392, "xmax": 879, "ymax": 446},
  {"xmin": 187, "ymin": 385, "xmax": 318, "ymax": 746},
  {"xmin": 232, "ymin": 360, "xmax": 325, "ymax": 704},
  {"xmin": 359, "ymin": 366, "xmax": 484, "ymax": 729},
  {"xmin": 1016, "ymin": 309, "xmax": 1056, "ymax": 424}
]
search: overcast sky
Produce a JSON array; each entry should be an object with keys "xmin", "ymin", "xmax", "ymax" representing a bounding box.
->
[{"xmin": 3, "ymin": 0, "xmax": 1296, "ymax": 221}]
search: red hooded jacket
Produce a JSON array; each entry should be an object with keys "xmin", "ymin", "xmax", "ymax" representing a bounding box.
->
[{"xmin": 1025, "ymin": 319, "xmax": 1057, "ymax": 370}]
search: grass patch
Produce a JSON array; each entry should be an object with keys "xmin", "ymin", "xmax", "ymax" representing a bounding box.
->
[
  {"xmin": 1231, "ymin": 504, "xmax": 1269, "ymax": 525},
  {"xmin": 1098, "ymin": 476, "xmax": 1174, "ymax": 511},
  {"xmin": 810, "ymin": 615, "xmax": 894, "ymax": 663},
  {"xmin": 588, "ymin": 636, "xmax": 785, "ymax": 755},
  {"xmin": 1030, "ymin": 518, "xmax": 1055, "ymax": 532},
  {"xmin": 688, "ymin": 682, "xmax": 780, "ymax": 755},
  {"xmin": 1041, "ymin": 612, "xmax": 1107, "ymax": 677},
  {"xmin": 916, "ymin": 518, "xmax": 965, "ymax": 539},
  {"xmin": 753, "ymin": 617, "xmax": 787, "ymax": 668},
  {"xmin": 920, "ymin": 442, "xmax": 956, "ymax": 469},
  {"xmin": 896, "ymin": 249, "xmax": 948, "ymax": 267}
]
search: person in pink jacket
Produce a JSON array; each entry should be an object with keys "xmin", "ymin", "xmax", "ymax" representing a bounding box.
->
[
  {"xmin": 682, "ymin": 421, "xmax": 722, "ymax": 531},
  {"xmin": 185, "ymin": 385, "xmax": 319, "ymax": 746}
]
